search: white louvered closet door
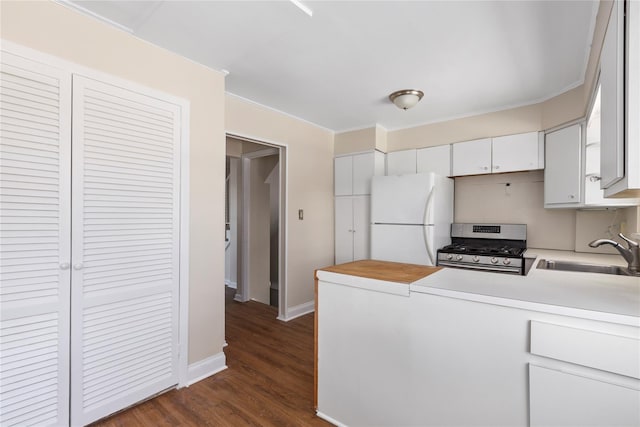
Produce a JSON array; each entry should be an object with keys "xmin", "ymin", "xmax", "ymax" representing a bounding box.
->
[
  {"xmin": 0, "ymin": 53, "xmax": 72, "ymax": 426},
  {"xmin": 70, "ymin": 76, "xmax": 181, "ymax": 425}
]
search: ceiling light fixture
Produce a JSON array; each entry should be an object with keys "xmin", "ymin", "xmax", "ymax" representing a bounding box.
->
[
  {"xmin": 389, "ymin": 89, "xmax": 424, "ymax": 110},
  {"xmin": 290, "ymin": 0, "xmax": 313, "ymax": 17}
]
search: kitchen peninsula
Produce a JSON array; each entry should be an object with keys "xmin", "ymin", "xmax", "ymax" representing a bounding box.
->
[{"xmin": 315, "ymin": 258, "xmax": 640, "ymax": 427}]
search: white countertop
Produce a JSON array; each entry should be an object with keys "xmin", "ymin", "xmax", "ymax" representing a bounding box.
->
[{"xmin": 410, "ymin": 248, "xmax": 640, "ymax": 326}]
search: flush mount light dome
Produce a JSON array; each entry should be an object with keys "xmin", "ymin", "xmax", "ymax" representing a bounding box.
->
[{"xmin": 389, "ymin": 89, "xmax": 424, "ymax": 110}]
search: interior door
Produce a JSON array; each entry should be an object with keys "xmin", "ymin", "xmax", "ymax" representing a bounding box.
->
[
  {"xmin": 0, "ymin": 52, "xmax": 72, "ymax": 426},
  {"xmin": 70, "ymin": 76, "xmax": 181, "ymax": 425}
]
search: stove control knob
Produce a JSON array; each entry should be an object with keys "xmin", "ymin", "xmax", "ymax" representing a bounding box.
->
[
  {"xmin": 490, "ymin": 257, "xmax": 498, "ymax": 264},
  {"xmin": 503, "ymin": 258, "xmax": 511, "ymax": 265},
  {"xmin": 456, "ymin": 255, "xmax": 463, "ymax": 261},
  {"xmin": 472, "ymin": 256, "xmax": 480, "ymax": 263},
  {"xmin": 446, "ymin": 254, "xmax": 453, "ymax": 260}
]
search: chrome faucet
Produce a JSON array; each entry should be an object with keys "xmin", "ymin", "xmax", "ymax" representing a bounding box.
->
[{"xmin": 589, "ymin": 233, "xmax": 640, "ymax": 275}]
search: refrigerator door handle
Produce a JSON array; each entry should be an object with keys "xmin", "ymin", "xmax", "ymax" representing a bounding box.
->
[
  {"xmin": 423, "ymin": 225, "xmax": 434, "ymax": 265},
  {"xmin": 423, "ymin": 186, "xmax": 435, "ymax": 225}
]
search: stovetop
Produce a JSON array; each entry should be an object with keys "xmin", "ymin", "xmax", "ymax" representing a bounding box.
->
[
  {"xmin": 437, "ymin": 223, "xmax": 528, "ymax": 275},
  {"xmin": 439, "ymin": 242, "xmax": 525, "ymax": 257}
]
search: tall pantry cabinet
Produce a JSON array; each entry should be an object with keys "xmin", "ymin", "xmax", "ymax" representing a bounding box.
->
[
  {"xmin": 334, "ymin": 152, "xmax": 384, "ymax": 264},
  {"xmin": 1, "ymin": 50, "xmax": 185, "ymax": 426}
]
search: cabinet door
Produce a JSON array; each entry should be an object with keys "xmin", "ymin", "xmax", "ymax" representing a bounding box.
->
[
  {"xmin": 416, "ymin": 145, "xmax": 451, "ymax": 176},
  {"xmin": 529, "ymin": 364, "xmax": 640, "ymax": 427},
  {"xmin": 544, "ymin": 125, "xmax": 581, "ymax": 205},
  {"xmin": 334, "ymin": 156, "xmax": 352, "ymax": 196},
  {"xmin": 71, "ymin": 76, "xmax": 181, "ymax": 425},
  {"xmin": 352, "ymin": 196, "xmax": 370, "ymax": 261},
  {"xmin": 451, "ymin": 138, "xmax": 491, "ymax": 176},
  {"xmin": 386, "ymin": 149, "xmax": 416, "ymax": 175},
  {"xmin": 352, "ymin": 152, "xmax": 373, "ymax": 195},
  {"xmin": 600, "ymin": 0, "xmax": 625, "ymax": 189},
  {"xmin": 334, "ymin": 197, "xmax": 353, "ymax": 264},
  {"xmin": 492, "ymin": 132, "xmax": 540, "ymax": 173},
  {"xmin": 0, "ymin": 53, "xmax": 72, "ymax": 427}
]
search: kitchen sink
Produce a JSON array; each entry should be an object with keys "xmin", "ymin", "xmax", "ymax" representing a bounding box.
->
[{"xmin": 536, "ymin": 259, "xmax": 633, "ymax": 276}]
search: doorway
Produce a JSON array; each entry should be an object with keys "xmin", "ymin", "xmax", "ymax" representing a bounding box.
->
[{"xmin": 225, "ymin": 135, "xmax": 286, "ymax": 316}]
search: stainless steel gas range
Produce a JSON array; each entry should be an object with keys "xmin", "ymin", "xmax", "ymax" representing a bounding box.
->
[{"xmin": 437, "ymin": 223, "xmax": 527, "ymax": 275}]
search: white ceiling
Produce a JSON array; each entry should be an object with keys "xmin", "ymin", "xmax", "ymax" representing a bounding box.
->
[{"xmin": 66, "ymin": 0, "xmax": 599, "ymax": 132}]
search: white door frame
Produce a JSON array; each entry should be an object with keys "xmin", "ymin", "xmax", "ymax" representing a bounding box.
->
[{"xmin": 226, "ymin": 133, "xmax": 288, "ymax": 320}]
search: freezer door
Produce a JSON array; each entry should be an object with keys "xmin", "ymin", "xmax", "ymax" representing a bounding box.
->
[
  {"xmin": 371, "ymin": 173, "xmax": 435, "ymax": 225},
  {"xmin": 371, "ymin": 224, "xmax": 435, "ymax": 266}
]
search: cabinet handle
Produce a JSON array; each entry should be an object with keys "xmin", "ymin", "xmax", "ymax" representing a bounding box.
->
[
  {"xmin": 569, "ymin": 195, "xmax": 575, "ymax": 199},
  {"xmin": 73, "ymin": 263, "xmax": 84, "ymax": 270},
  {"xmin": 494, "ymin": 165, "xmax": 500, "ymax": 170},
  {"xmin": 59, "ymin": 262, "xmax": 70, "ymax": 270},
  {"xmin": 482, "ymin": 166, "xmax": 489, "ymax": 171}
]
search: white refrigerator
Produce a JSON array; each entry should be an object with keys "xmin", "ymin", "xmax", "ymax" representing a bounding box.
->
[{"xmin": 371, "ymin": 173, "xmax": 454, "ymax": 266}]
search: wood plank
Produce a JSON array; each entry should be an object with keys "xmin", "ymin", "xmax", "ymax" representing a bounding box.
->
[
  {"xmin": 317, "ymin": 259, "xmax": 442, "ymax": 284},
  {"xmin": 91, "ymin": 287, "xmax": 330, "ymax": 426}
]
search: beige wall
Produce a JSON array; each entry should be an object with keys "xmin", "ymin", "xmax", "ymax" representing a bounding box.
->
[
  {"xmin": 334, "ymin": 127, "xmax": 376, "ymax": 155},
  {"xmin": 1, "ymin": 1, "xmax": 226, "ymax": 364},
  {"xmin": 387, "ymin": 103, "xmax": 543, "ymax": 151},
  {"xmin": 454, "ymin": 171, "xmax": 577, "ymax": 250},
  {"xmin": 455, "ymin": 171, "xmax": 639, "ymax": 252},
  {"xmin": 575, "ymin": 207, "xmax": 640, "ymax": 254},
  {"xmin": 226, "ymin": 94, "xmax": 334, "ymax": 308}
]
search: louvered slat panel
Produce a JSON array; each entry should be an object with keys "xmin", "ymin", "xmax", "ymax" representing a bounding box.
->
[
  {"xmin": 71, "ymin": 76, "xmax": 180, "ymax": 425},
  {"xmin": 0, "ymin": 52, "xmax": 71, "ymax": 427}
]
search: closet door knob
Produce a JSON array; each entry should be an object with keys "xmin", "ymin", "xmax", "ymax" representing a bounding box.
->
[
  {"xmin": 59, "ymin": 262, "xmax": 70, "ymax": 270},
  {"xmin": 73, "ymin": 263, "xmax": 84, "ymax": 270}
]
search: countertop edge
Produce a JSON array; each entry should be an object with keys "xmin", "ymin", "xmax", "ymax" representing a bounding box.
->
[{"xmin": 416, "ymin": 285, "xmax": 640, "ymax": 327}]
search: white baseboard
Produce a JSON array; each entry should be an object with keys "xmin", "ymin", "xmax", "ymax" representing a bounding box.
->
[
  {"xmin": 277, "ymin": 300, "xmax": 314, "ymax": 322},
  {"xmin": 225, "ymin": 280, "xmax": 237, "ymax": 289},
  {"xmin": 316, "ymin": 411, "xmax": 347, "ymax": 427},
  {"xmin": 233, "ymin": 292, "xmax": 245, "ymax": 302},
  {"xmin": 186, "ymin": 351, "xmax": 227, "ymax": 386}
]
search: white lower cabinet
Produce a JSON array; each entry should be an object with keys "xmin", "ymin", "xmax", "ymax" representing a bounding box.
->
[
  {"xmin": 317, "ymin": 282, "xmax": 640, "ymax": 427},
  {"xmin": 408, "ymin": 292, "xmax": 529, "ymax": 426},
  {"xmin": 316, "ymin": 280, "xmax": 412, "ymax": 426},
  {"xmin": 529, "ymin": 365, "xmax": 640, "ymax": 427},
  {"xmin": 334, "ymin": 196, "xmax": 370, "ymax": 264}
]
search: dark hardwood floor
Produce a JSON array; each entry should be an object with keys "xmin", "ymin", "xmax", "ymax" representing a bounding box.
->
[{"xmin": 92, "ymin": 287, "xmax": 330, "ymax": 426}]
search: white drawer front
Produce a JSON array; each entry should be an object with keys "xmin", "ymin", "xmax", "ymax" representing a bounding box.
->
[{"xmin": 530, "ymin": 321, "xmax": 640, "ymax": 379}]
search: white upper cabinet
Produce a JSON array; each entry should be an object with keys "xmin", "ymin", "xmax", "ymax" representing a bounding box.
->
[
  {"xmin": 492, "ymin": 132, "xmax": 542, "ymax": 173},
  {"xmin": 334, "ymin": 151, "xmax": 384, "ymax": 196},
  {"xmin": 452, "ymin": 132, "xmax": 542, "ymax": 177},
  {"xmin": 386, "ymin": 149, "xmax": 417, "ymax": 175},
  {"xmin": 600, "ymin": 0, "xmax": 625, "ymax": 189},
  {"xmin": 417, "ymin": 145, "xmax": 451, "ymax": 176},
  {"xmin": 544, "ymin": 124, "xmax": 582, "ymax": 206},
  {"xmin": 334, "ymin": 156, "xmax": 353, "ymax": 196},
  {"xmin": 602, "ymin": 0, "xmax": 640, "ymax": 197},
  {"xmin": 451, "ymin": 138, "xmax": 492, "ymax": 176}
]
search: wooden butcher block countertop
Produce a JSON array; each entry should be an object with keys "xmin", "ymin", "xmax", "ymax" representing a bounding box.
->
[{"xmin": 317, "ymin": 259, "xmax": 442, "ymax": 284}]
